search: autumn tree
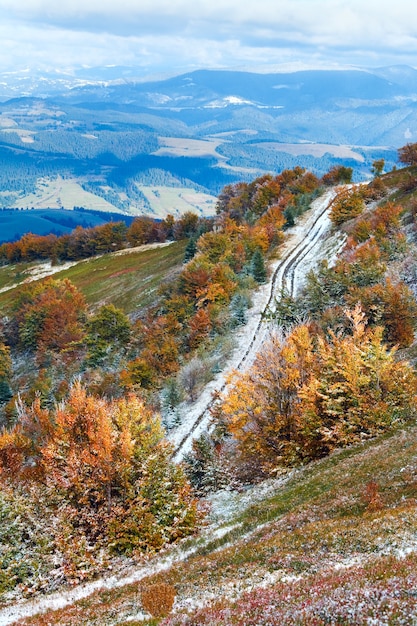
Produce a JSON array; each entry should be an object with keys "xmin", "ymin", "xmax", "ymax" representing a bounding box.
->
[
  {"xmin": 398, "ymin": 142, "xmax": 417, "ymax": 167},
  {"xmin": 362, "ymin": 176, "xmax": 387, "ymax": 201},
  {"xmin": 173, "ymin": 211, "xmax": 200, "ymax": 239},
  {"xmin": 14, "ymin": 278, "xmax": 87, "ymax": 356},
  {"xmin": 322, "ymin": 165, "xmax": 353, "ymax": 185},
  {"xmin": 132, "ymin": 313, "xmax": 182, "ymax": 380},
  {"xmin": 196, "ymin": 231, "xmax": 232, "ymax": 264},
  {"xmin": 349, "ymin": 202, "xmax": 403, "ymax": 247},
  {"xmin": 330, "ymin": 187, "xmax": 365, "ymax": 226},
  {"xmin": 220, "ymin": 325, "xmax": 315, "ymax": 477},
  {"xmin": 127, "ymin": 217, "xmax": 162, "ymax": 246},
  {"xmin": 371, "ymin": 159, "xmax": 385, "ymax": 177},
  {"xmin": 94, "ymin": 222, "xmax": 127, "ymax": 253},
  {"xmin": 0, "ymin": 383, "xmax": 198, "ymax": 564},
  {"xmin": 219, "ymin": 308, "xmax": 417, "ymax": 478},
  {"xmin": 188, "ymin": 308, "xmax": 212, "ymax": 349},
  {"xmin": 298, "ymin": 307, "xmax": 417, "ymax": 460},
  {"xmin": 346, "ymin": 278, "xmax": 417, "ymax": 347}
]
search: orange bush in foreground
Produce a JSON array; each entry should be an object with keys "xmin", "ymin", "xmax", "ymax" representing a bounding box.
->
[{"xmin": 220, "ymin": 307, "xmax": 417, "ymax": 477}]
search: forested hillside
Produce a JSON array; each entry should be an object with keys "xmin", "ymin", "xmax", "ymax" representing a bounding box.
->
[{"xmin": 1, "ymin": 147, "xmax": 417, "ymax": 624}]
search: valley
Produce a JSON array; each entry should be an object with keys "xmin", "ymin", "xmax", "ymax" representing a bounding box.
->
[{"xmin": 0, "ymin": 66, "xmax": 414, "ymax": 225}]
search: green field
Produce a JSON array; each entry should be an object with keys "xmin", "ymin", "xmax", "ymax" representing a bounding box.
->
[{"xmin": 0, "ymin": 241, "xmax": 186, "ymax": 315}]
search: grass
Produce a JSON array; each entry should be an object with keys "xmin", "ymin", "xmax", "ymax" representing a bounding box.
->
[
  {"xmin": 14, "ymin": 422, "xmax": 417, "ymax": 625},
  {"xmin": 0, "ymin": 241, "xmax": 187, "ymax": 314},
  {"xmin": 0, "ymin": 262, "xmax": 38, "ymax": 291}
]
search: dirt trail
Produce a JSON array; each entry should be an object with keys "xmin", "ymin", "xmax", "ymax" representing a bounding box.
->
[
  {"xmin": 170, "ymin": 189, "xmax": 340, "ymax": 460},
  {"xmin": 0, "ymin": 191, "xmax": 341, "ymax": 626}
]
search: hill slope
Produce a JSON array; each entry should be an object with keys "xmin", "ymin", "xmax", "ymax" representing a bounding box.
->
[
  {"xmin": 2, "ymin": 166, "xmax": 417, "ymax": 624},
  {"xmin": 2, "ymin": 422, "xmax": 417, "ymax": 625}
]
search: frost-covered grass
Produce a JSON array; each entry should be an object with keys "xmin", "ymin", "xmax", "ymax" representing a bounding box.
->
[
  {"xmin": 163, "ymin": 553, "xmax": 417, "ymax": 625},
  {"xmin": 11, "ymin": 423, "xmax": 417, "ymax": 625}
]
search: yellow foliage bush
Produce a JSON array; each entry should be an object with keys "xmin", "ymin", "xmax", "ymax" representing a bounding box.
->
[
  {"xmin": 330, "ymin": 187, "xmax": 365, "ymax": 226},
  {"xmin": 220, "ymin": 306, "xmax": 417, "ymax": 477}
]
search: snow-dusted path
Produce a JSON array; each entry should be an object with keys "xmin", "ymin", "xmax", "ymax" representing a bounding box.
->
[
  {"xmin": 0, "ymin": 476, "xmax": 291, "ymax": 626},
  {"xmin": 0, "ymin": 524, "xmax": 234, "ymax": 626},
  {"xmin": 170, "ymin": 189, "xmax": 341, "ymax": 460},
  {"xmin": 0, "ymin": 191, "xmax": 341, "ymax": 626}
]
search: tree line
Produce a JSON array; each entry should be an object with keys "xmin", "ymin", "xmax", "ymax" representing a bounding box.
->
[{"xmin": 0, "ymin": 211, "xmax": 211, "ymax": 264}]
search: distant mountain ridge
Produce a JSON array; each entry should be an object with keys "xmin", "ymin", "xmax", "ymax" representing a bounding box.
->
[
  {"xmin": 0, "ymin": 65, "xmax": 415, "ymax": 215},
  {"xmin": 3, "ymin": 64, "xmax": 417, "ymax": 102}
]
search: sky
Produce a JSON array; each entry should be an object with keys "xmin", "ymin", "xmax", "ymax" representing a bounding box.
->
[{"xmin": 1, "ymin": 0, "xmax": 417, "ymax": 76}]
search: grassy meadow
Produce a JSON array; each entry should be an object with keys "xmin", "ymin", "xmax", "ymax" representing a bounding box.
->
[{"xmin": 0, "ymin": 241, "xmax": 187, "ymax": 315}]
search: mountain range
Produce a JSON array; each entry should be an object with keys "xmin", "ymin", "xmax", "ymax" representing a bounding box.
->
[{"xmin": 0, "ymin": 65, "xmax": 416, "ymax": 220}]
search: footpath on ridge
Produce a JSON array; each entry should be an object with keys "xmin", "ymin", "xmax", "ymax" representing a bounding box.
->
[
  {"xmin": 0, "ymin": 189, "xmax": 343, "ymax": 626},
  {"xmin": 170, "ymin": 189, "xmax": 342, "ymax": 460}
]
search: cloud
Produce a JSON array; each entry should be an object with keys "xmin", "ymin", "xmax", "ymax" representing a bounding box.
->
[{"xmin": 0, "ymin": 0, "xmax": 416, "ymax": 72}]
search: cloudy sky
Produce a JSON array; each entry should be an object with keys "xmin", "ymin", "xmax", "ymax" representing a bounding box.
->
[{"xmin": 1, "ymin": 0, "xmax": 417, "ymax": 76}]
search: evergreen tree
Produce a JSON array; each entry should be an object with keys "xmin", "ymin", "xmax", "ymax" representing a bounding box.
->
[
  {"xmin": 229, "ymin": 292, "xmax": 251, "ymax": 326},
  {"xmin": 250, "ymin": 248, "xmax": 267, "ymax": 283},
  {"xmin": 0, "ymin": 344, "xmax": 12, "ymax": 405},
  {"xmin": 183, "ymin": 236, "xmax": 198, "ymax": 263}
]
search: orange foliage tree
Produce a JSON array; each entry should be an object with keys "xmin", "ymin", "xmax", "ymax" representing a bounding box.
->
[
  {"xmin": 219, "ymin": 308, "xmax": 417, "ymax": 478},
  {"xmin": 220, "ymin": 325, "xmax": 315, "ymax": 477},
  {"xmin": 14, "ymin": 278, "xmax": 87, "ymax": 356},
  {"xmin": 398, "ymin": 142, "xmax": 417, "ymax": 167},
  {"xmin": 0, "ymin": 383, "xmax": 198, "ymax": 564},
  {"xmin": 346, "ymin": 278, "xmax": 417, "ymax": 347}
]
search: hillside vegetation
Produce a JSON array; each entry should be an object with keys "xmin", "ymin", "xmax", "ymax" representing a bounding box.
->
[
  {"xmin": 0, "ymin": 165, "xmax": 325, "ymax": 603},
  {"xmin": 1, "ymin": 151, "xmax": 417, "ymax": 623},
  {"xmin": 12, "ymin": 421, "xmax": 417, "ymax": 625}
]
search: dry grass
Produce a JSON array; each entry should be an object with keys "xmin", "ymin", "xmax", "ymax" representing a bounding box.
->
[{"xmin": 141, "ymin": 583, "xmax": 176, "ymax": 618}]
